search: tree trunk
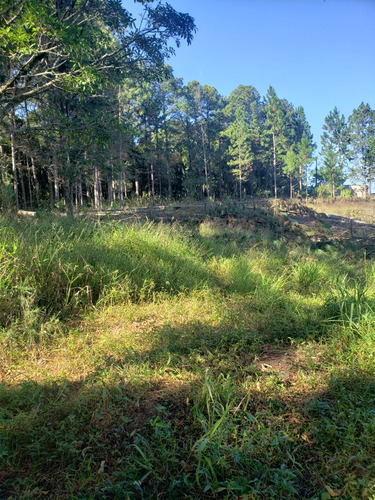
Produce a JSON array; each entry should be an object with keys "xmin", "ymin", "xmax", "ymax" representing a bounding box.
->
[
  {"xmin": 74, "ymin": 181, "xmax": 78, "ymax": 210},
  {"xmin": 0, "ymin": 145, "xmax": 6, "ymax": 184},
  {"xmin": 272, "ymin": 130, "xmax": 277, "ymax": 200},
  {"xmin": 238, "ymin": 145, "xmax": 242, "ymax": 202},
  {"xmin": 107, "ymin": 162, "xmax": 113, "ymax": 207},
  {"xmin": 118, "ymin": 136, "xmax": 124, "ymax": 208},
  {"xmin": 123, "ymin": 167, "xmax": 128, "ymax": 198},
  {"xmin": 162, "ymin": 99, "xmax": 172, "ymax": 199},
  {"xmin": 146, "ymin": 166, "xmax": 151, "ymax": 197},
  {"xmin": 186, "ymin": 120, "xmax": 193, "ymax": 173},
  {"xmin": 218, "ymin": 137, "xmax": 223, "ymax": 200},
  {"xmin": 78, "ymin": 173, "xmax": 83, "ymax": 207},
  {"xmin": 64, "ymin": 176, "xmax": 74, "ymax": 216},
  {"xmin": 65, "ymin": 154, "xmax": 74, "ymax": 216},
  {"xmin": 53, "ymin": 148, "xmax": 59, "ymax": 204},
  {"xmin": 150, "ymin": 162, "xmax": 155, "ymax": 205},
  {"xmin": 48, "ymin": 175, "xmax": 54, "ymax": 209},
  {"xmin": 9, "ymin": 111, "xmax": 19, "ymax": 210},
  {"xmin": 164, "ymin": 118, "xmax": 172, "ymax": 200},
  {"xmin": 362, "ymin": 160, "xmax": 368, "ymax": 197},
  {"xmin": 290, "ymin": 175, "xmax": 293, "ymax": 200},
  {"xmin": 200, "ymin": 123, "xmax": 210, "ymax": 198},
  {"xmin": 19, "ymin": 164, "xmax": 27, "ymax": 209},
  {"xmin": 30, "ymin": 157, "xmax": 40, "ymax": 209},
  {"xmin": 53, "ymin": 158, "xmax": 59, "ymax": 202},
  {"xmin": 94, "ymin": 164, "xmax": 101, "ymax": 210},
  {"xmin": 26, "ymin": 157, "xmax": 33, "ymax": 209},
  {"xmin": 117, "ymin": 85, "xmax": 127, "ymax": 207},
  {"xmin": 118, "ymin": 171, "xmax": 124, "ymax": 209}
]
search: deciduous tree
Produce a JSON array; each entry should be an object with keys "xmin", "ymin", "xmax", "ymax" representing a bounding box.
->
[{"xmin": 0, "ymin": 0, "xmax": 196, "ymax": 115}]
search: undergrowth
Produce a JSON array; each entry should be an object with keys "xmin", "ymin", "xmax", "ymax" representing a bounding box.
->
[{"xmin": 0, "ymin": 211, "xmax": 374, "ymax": 499}]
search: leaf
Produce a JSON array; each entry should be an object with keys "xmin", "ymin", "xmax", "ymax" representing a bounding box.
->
[
  {"xmin": 316, "ymin": 470, "xmax": 345, "ymax": 498},
  {"xmin": 197, "ymin": 437, "xmax": 208, "ymax": 453}
]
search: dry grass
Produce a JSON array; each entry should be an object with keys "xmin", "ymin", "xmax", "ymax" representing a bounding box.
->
[{"xmin": 309, "ymin": 198, "xmax": 375, "ymax": 223}]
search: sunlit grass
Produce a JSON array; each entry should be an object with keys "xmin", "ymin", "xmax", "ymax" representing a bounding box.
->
[
  {"xmin": 310, "ymin": 198, "xmax": 375, "ymax": 224},
  {"xmin": 0, "ymin": 212, "xmax": 374, "ymax": 498}
]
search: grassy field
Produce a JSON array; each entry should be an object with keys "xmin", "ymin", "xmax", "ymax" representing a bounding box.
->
[
  {"xmin": 309, "ymin": 198, "xmax": 375, "ymax": 224},
  {"xmin": 0, "ymin": 203, "xmax": 375, "ymax": 499}
]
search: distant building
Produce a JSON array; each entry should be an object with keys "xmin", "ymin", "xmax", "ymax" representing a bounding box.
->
[{"xmin": 343, "ymin": 185, "xmax": 367, "ymax": 197}]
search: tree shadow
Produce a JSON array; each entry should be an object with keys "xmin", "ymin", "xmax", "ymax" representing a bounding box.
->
[{"xmin": 1, "ymin": 353, "xmax": 374, "ymax": 499}]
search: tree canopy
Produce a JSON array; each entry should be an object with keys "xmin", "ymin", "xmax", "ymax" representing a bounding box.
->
[
  {"xmin": 0, "ymin": 1, "xmax": 374, "ymax": 210},
  {"xmin": 0, "ymin": 0, "xmax": 196, "ymax": 115}
]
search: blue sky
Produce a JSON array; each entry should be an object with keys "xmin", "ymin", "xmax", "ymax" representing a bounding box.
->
[{"xmin": 133, "ymin": 0, "xmax": 375, "ymax": 158}]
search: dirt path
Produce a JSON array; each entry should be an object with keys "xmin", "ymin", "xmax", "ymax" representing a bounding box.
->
[{"xmin": 289, "ymin": 209, "xmax": 375, "ymax": 243}]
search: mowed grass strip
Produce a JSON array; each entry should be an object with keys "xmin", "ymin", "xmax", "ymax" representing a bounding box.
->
[{"xmin": 0, "ymin": 213, "xmax": 374, "ymax": 499}]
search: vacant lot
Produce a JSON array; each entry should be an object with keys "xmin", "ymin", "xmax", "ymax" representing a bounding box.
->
[
  {"xmin": 1, "ymin": 201, "xmax": 374, "ymax": 499},
  {"xmin": 310, "ymin": 198, "xmax": 375, "ymax": 225}
]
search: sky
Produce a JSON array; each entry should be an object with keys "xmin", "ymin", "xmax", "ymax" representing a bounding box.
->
[{"xmin": 132, "ymin": 0, "xmax": 375, "ymax": 159}]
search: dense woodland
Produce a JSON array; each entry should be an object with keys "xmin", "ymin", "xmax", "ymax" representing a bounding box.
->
[{"xmin": 1, "ymin": 0, "xmax": 375, "ymax": 212}]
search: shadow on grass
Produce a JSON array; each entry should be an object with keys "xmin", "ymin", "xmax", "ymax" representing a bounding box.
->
[
  {"xmin": 1, "ymin": 215, "xmax": 374, "ymax": 497},
  {"xmin": 92, "ymin": 292, "xmax": 325, "ymax": 380},
  {"xmin": 1, "ymin": 361, "xmax": 374, "ymax": 499}
]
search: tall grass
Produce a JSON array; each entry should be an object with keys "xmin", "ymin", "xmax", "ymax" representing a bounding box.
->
[
  {"xmin": 1, "ymin": 214, "xmax": 373, "ymax": 338},
  {"xmin": 1, "ymin": 212, "xmax": 375, "ymax": 498},
  {"xmin": 0, "ymin": 217, "xmax": 220, "ymax": 338}
]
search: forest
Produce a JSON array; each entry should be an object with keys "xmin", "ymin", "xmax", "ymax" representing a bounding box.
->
[
  {"xmin": 1, "ymin": 1, "xmax": 375, "ymax": 499},
  {"xmin": 1, "ymin": 0, "xmax": 375, "ymax": 213}
]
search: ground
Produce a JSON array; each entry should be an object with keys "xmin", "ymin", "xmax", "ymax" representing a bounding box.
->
[{"xmin": 1, "ymin": 199, "xmax": 375, "ymax": 499}]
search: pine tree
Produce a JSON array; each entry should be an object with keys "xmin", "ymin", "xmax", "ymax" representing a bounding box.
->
[
  {"xmin": 348, "ymin": 103, "xmax": 375, "ymax": 195},
  {"xmin": 319, "ymin": 148, "xmax": 345, "ymax": 199},
  {"xmin": 283, "ymin": 148, "xmax": 299, "ymax": 199},
  {"xmin": 321, "ymin": 107, "xmax": 349, "ymax": 182},
  {"xmin": 223, "ymin": 110, "xmax": 253, "ymax": 201},
  {"xmin": 263, "ymin": 87, "xmax": 294, "ymax": 199}
]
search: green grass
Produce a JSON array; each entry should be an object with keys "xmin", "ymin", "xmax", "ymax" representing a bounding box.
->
[{"xmin": 0, "ymin": 212, "xmax": 375, "ymax": 499}]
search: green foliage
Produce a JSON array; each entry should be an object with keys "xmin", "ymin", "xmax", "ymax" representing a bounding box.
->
[
  {"xmin": 318, "ymin": 147, "xmax": 345, "ymax": 198},
  {"xmin": 263, "ymin": 86, "xmax": 301, "ymax": 198},
  {"xmin": 0, "ymin": 0, "xmax": 196, "ymax": 113},
  {"xmin": 321, "ymin": 106, "xmax": 350, "ymax": 172},
  {"xmin": 0, "ymin": 1, "xmax": 373, "ymax": 210},
  {"xmin": 340, "ymin": 188, "xmax": 352, "ymax": 198},
  {"xmin": 316, "ymin": 182, "xmax": 332, "ymax": 199},
  {"xmin": 284, "ymin": 148, "xmax": 299, "ymax": 178},
  {"xmin": 348, "ymin": 102, "xmax": 375, "ymax": 192},
  {"xmin": 222, "ymin": 109, "xmax": 254, "ymax": 200},
  {"xmin": 0, "ymin": 182, "xmax": 13, "ymax": 211}
]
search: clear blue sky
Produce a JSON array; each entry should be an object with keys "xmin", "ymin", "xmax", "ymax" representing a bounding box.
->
[{"xmin": 132, "ymin": 0, "xmax": 375, "ymax": 157}]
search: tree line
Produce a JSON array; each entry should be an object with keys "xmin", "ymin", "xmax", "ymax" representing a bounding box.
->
[
  {"xmin": 320, "ymin": 105, "xmax": 375, "ymax": 198},
  {"xmin": 1, "ymin": 0, "xmax": 374, "ymax": 212}
]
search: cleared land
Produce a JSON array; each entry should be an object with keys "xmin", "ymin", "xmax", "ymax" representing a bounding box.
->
[{"xmin": 0, "ymin": 200, "xmax": 375, "ymax": 499}]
